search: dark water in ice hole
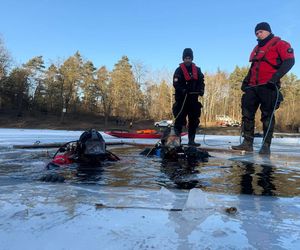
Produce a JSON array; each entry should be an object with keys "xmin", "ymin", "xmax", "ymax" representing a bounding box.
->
[{"xmin": 0, "ymin": 146, "xmax": 299, "ymax": 197}]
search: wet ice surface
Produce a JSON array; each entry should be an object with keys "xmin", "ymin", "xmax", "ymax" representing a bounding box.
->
[{"xmin": 0, "ymin": 129, "xmax": 300, "ymax": 249}]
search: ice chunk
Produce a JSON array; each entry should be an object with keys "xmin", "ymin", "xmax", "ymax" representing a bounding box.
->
[
  {"xmin": 157, "ymin": 187, "xmax": 176, "ymax": 201},
  {"xmin": 184, "ymin": 188, "xmax": 206, "ymax": 209}
]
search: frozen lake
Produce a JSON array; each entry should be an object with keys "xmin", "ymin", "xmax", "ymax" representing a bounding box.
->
[{"xmin": 0, "ymin": 128, "xmax": 300, "ymax": 249}]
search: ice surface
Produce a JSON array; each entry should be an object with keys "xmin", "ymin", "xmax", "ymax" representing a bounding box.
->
[{"xmin": 0, "ymin": 129, "xmax": 300, "ymax": 249}]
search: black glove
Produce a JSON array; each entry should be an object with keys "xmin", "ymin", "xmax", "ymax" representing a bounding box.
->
[
  {"xmin": 199, "ymin": 89, "xmax": 204, "ymax": 96},
  {"xmin": 266, "ymin": 80, "xmax": 279, "ymax": 90},
  {"xmin": 241, "ymin": 81, "xmax": 249, "ymax": 92},
  {"xmin": 182, "ymin": 88, "xmax": 188, "ymax": 95}
]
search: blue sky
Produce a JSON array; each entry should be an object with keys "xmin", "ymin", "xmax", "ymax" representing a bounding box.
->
[{"xmin": 1, "ymin": 0, "xmax": 299, "ymax": 77}]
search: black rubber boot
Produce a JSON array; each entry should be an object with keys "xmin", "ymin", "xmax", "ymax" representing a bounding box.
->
[
  {"xmin": 232, "ymin": 119, "xmax": 254, "ymax": 152},
  {"xmin": 258, "ymin": 143, "xmax": 271, "ymax": 155},
  {"xmin": 188, "ymin": 141, "xmax": 200, "ymax": 147},
  {"xmin": 232, "ymin": 139, "xmax": 253, "ymax": 152},
  {"xmin": 259, "ymin": 118, "xmax": 273, "ymax": 155},
  {"xmin": 188, "ymin": 133, "xmax": 200, "ymax": 147}
]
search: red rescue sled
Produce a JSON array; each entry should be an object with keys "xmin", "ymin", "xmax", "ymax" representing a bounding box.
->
[{"xmin": 105, "ymin": 130, "xmax": 187, "ymax": 139}]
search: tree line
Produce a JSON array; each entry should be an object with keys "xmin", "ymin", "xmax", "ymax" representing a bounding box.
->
[{"xmin": 0, "ymin": 37, "xmax": 299, "ymax": 131}]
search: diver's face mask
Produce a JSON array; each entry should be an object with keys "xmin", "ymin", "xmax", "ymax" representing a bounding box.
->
[{"xmin": 165, "ymin": 135, "xmax": 181, "ymax": 149}]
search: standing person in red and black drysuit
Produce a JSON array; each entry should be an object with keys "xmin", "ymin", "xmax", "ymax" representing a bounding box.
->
[
  {"xmin": 232, "ymin": 22, "xmax": 295, "ymax": 155},
  {"xmin": 172, "ymin": 48, "xmax": 205, "ymax": 146}
]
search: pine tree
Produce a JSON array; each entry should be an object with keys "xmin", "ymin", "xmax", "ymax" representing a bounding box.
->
[
  {"xmin": 110, "ymin": 56, "xmax": 143, "ymax": 121},
  {"xmin": 43, "ymin": 64, "xmax": 63, "ymax": 113},
  {"xmin": 59, "ymin": 52, "xmax": 83, "ymax": 121},
  {"xmin": 96, "ymin": 66, "xmax": 112, "ymax": 126},
  {"xmin": 81, "ymin": 61, "xmax": 97, "ymax": 112}
]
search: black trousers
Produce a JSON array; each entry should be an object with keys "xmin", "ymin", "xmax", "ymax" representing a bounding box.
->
[
  {"xmin": 172, "ymin": 96, "xmax": 202, "ymax": 137},
  {"xmin": 241, "ymin": 85, "xmax": 281, "ymax": 144}
]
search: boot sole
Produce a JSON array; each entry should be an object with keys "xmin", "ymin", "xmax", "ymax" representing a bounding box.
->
[{"xmin": 231, "ymin": 147, "xmax": 253, "ymax": 152}]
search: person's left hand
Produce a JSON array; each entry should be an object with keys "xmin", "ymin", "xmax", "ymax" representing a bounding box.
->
[{"xmin": 241, "ymin": 81, "xmax": 248, "ymax": 92}]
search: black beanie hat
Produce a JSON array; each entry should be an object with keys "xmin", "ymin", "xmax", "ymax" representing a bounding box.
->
[
  {"xmin": 182, "ymin": 48, "xmax": 193, "ymax": 60},
  {"xmin": 255, "ymin": 22, "xmax": 272, "ymax": 33}
]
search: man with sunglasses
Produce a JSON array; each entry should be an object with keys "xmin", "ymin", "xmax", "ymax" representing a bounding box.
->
[{"xmin": 232, "ymin": 22, "xmax": 295, "ymax": 155}]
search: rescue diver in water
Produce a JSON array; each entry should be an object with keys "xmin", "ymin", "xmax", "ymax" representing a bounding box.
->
[
  {"xmin": 48, "ymin": 129, "xmax": 119, "ymax": 168},
  {"xmin": 141, "ymin": 127, "xmax": 210, "ymax": 164}
]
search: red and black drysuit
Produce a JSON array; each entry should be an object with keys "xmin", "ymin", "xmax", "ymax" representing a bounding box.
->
[
  {"xmin": 240, "ymin": 34, "xmax": 295, "ymax": 145},
  {"xmin": 172, "ymin": 63, "xmax": 205, "ymax": 143}
]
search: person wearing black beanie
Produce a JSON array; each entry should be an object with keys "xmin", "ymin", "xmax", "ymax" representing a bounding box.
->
[
  {"xmin": 182, "ymin": 48, "xmax": 194, "ymax": 61},
  {"xmin": 255, "ymin": 22, "xmax": 272, "ymax": 33},
  {"xmin": 232, "ymin": 22, "xmax": 295, "ymax": 155},
  {"xmin": 172, "ymin": 48, "xmax": 205, "ymax": 146}
]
